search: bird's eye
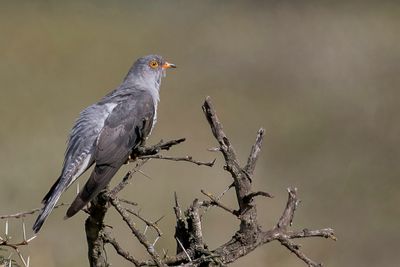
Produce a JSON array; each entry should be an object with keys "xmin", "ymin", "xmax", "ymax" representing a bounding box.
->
[{"xmin": 149, "ymin": 60, "xmax": 159, "ymax": 69}]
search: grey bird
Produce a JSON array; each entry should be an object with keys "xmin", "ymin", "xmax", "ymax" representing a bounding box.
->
[{"xmin": 32, "ymin": 55, "xmax": 176, "ymax": 233}]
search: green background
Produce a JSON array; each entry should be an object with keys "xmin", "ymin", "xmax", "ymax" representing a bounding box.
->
[{"xmin": 0, "ymin": 1, "xmax": 399, "ymax": 266}]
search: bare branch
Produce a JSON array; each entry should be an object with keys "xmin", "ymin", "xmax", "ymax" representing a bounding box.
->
[
  {"xmin": 173, "ymin": 192, "xmax": 183, "ymax": 221},
  {"xmin": 138, "ymin": 155, "xmax": 215, "ymax": 167},
  {"xmin": 0, "ymin": 220, "xmax": 37, "ymax": 267},
  {"xmin": 202, "ymin": 183, "xmax": 234, "ymax": 214},
  {"xmin": 125, "ymin": 206, "xmax": 163, "ymax": 238},
  {"xmin": 0, "ymin": 239, "xmax": 32, "ymax": 251},
  {"xmin": 243, "ymin": 191, "xmax": 273, "ymax": 203},
  {"xmin": 278, "ymin": 237, "xmax": 322, "ymax": 267},
  {"xmin": 187, "ymin": 199, "xmax": 204, "ymax": 249},
  {"xmin": 85, "ymin": 190, "xmax": 109, "ymax": 267},
  {"xmin": 200, "ymin": 190, "xmax": 237, "ymax": 216},
  {"xmin": 244, "ymin": 128, "xmax": 265, "ymax": 177},
  {"xmin": 176, "ymin": 238, "xmax": 192, "ymax": 262},
  {"xmin": 202, "ymin": 96, "xmax": 253, "ymax": 214},
  {"xmin": 109, "ymin": 196, "xmax": 166, "ymax": 267},
  {"xmin": 109, "ymin": 138, "xmax": 203, "ymax": 199},
  {"xmin": 173, "ymin": 192, "xmax": 190, "ymax": 255},
  {"xmin": 135, "ymin": 138, "xmax": 186, "ymax": 156},
  {"xmin": 277, "ymin": 187, "xmax": 299, "ymax": 229},
  {"xmin": 286, "ymin": 228, "xmax": 336, "ymax": 241},
  {"xmin": 102, "ymin": 231, "xmax": 147, "ymax": 266},
  {"xmin": 108, "ymin": 160, "xmax": 149, "ymax": 198},
  {"xmin": 119, "ymin": 198, "xmax": 138, "ymax": 206},
  {"xmin": 0, "ymin": 203, "xmax": 67, "ymax": 220}
]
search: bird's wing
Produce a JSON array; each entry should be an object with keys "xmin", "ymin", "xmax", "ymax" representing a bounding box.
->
[
  {"xmin": 33, "ymin": 102, "xmax": 117, "ymax": 233},
  {"xmin": 41, "ymin": 103, "xmax": 117, "ymax": 204},
  {"xmin": 66, "ymin": 91, "xmax": 155, "ymax": 217}
]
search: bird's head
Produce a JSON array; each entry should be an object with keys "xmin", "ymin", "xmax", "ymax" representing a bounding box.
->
[{"xmin": 125, "ymin": 55, "xmax": 176, "ymax": 89}]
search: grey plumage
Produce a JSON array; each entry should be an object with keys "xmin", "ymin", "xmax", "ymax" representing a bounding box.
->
[{"xmin": 33, "ymin": 55, "xmax": 175, "ymax": 233}]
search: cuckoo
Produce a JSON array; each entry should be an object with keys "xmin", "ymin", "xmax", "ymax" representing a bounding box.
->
[{"xmin": 33, "ymin": 55, "xmax": 176, "ymax": 233}]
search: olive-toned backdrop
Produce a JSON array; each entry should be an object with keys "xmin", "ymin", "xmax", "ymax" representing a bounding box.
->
[{"xmin": 1, "ymin": 1, "xmax": 399, "ymax": 266}]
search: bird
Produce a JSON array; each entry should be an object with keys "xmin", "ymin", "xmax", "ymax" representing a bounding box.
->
[{"xmin": 32, "ymin": 55, "xmax": 176, "ymax": 233}]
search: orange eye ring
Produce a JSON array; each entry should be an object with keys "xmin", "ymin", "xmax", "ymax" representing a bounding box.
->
[{"xmin": 149, "ymin": 60, "xmax": 159, "ymax": 69}]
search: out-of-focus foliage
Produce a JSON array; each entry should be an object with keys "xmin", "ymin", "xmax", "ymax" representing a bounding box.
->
[{"xmin": 0, "ymin": 1, "xmax": 399, "ymax": 266}]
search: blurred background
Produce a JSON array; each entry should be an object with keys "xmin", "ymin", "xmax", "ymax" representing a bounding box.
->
[{"xmin": 1, "ymin": 1, "xmax": 399, "ymax": 266}]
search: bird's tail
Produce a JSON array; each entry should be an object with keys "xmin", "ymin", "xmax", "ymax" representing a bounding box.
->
[
  {"xmin": 66, "ymin": 164, "xmax": 119, "ymax": 218},
  {"xmin": 32, "ymin": 177, "xmax": 67, "ymax": 233}
]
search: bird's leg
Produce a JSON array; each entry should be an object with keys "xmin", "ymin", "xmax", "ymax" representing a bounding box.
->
[
  {"xmin": 125, "ymin": 119, "xmax": 150, "ymax": 165},
  {"xmin": 139, "ymin": 137, "xmax": 147, "ymax": 147}
]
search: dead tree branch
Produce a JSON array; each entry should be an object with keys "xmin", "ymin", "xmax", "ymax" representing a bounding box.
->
[
  {"xmin": 85, "ymin": 190, "xmax": 109, "ymax": 267},
  {"xmin": 138, "ymin": 155, "xmax": 215, "ymax": 167},
  {"xmin": 0, "ymin": 220, "xmax": 36, "ymax": 267},
  {"xmin": 0, "ymin": 204, "xmax": 67, "ymax": 266},
  {"xmin": 157, "ymin": 97, "xmax": 335, "ymax": 266},
  {"xmin": 135, "ymin": 138, "xmax": 186, "ymax": 156},
  {"xmin": 107, "ymin": 160, "xmax": 150, "ymax": 198},
  {"xmin": 102, "ymin": 231, "xmax": 154, "ymax": 266},
  {"xmin": 0, "ymin": 203, "xmax": 67, "ymax": 220},
  {"xmin": 109, "ymin": 196, "xmax": 166, "ymax": 267},
  {"xmin": 81, "ymin": 96, "xmax": 335, "ymax": 267},
  {"xmin": 200, "ymin": 190, "xmax": 237, "ymax": 216}
]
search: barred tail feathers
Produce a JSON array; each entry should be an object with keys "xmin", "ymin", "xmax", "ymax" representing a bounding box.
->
[{"xmin": 32, "ymin": 178, "xmax": 67, "ymax": 233}]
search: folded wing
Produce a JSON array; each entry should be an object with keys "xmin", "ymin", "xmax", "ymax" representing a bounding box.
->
[{"xmin": 66, "ymin": 91, "xmax": 155, "ymax": 217}]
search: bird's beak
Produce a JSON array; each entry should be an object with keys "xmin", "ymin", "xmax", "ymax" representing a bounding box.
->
[{"xmin": 162, "ymin": 62, "xmax": 177, "ymax": 69}]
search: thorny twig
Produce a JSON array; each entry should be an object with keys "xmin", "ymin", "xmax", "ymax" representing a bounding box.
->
[
  {"xmin": 102, "ymin": 231, "xmax": 152, "ymax": 267},
  {"xmin": 108, "ymin": 138, "xmax": 213, "ymax": 198},
  {"xmin": 109, "ymin": 196, "xmax": 166, "ymax": 267},
  {"xmin": 202, "ymin": 183, "xmax": 234, "ymax": 214},
  {"xmin": 135, "ymin": 138, "xmax": 186, "ymax": 156},
  {"xmin": 124, "ymin": 205, "xmax": 164, "ymax": 238},
  {"xmin": 0, "ymin": 203, "xmax": 68, "ymax": 220},
  {"xmin": 138, "ymin": 155, "xmax": 215, "ymax": 167},
  {"xmin": 0, "ymin": 220, "xmax": 36, "ymax": 267},
  {"xmin": 200, "ymin": 190, "xmax": 237, "ymax": 216},
  {"xmin": 0, "ymin": 204, "xmax": 66, "ymax": 266},
  {"xmin": 108, "ymin": 159, "xmax": 150, "ymax": 198}
]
